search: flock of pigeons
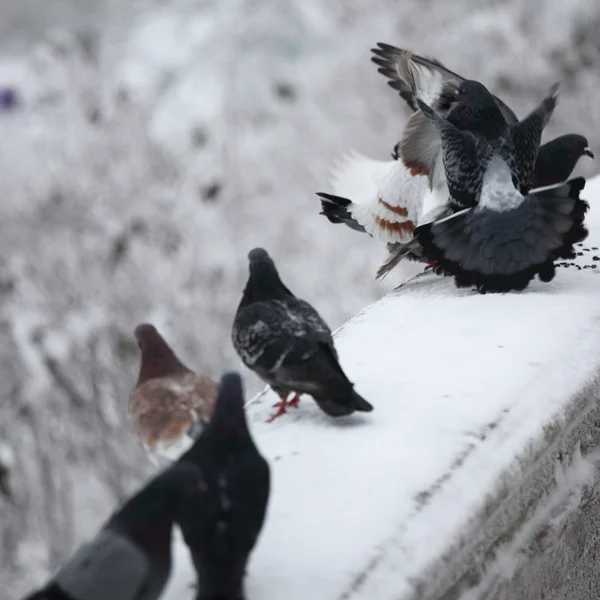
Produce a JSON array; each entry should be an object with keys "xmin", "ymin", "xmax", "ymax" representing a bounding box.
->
[
  {"xmin": 319, "ymin": 44, "xmax": 595, "ymax": 292},
  {"xmin": 22, "ymin": 42, "xmax": 597, "ymax": 600}
]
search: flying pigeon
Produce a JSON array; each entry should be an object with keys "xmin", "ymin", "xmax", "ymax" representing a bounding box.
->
[
  {"xmin": 231, "ymin": 248, "xmax": 373, "ymax": 422},
  {"xmin": 316, "ymin": 45, "xmax": 595, "ymax": 280},
  {"xmin": 177, "ymin": 372, "xmax": 270, "ymax": 600},
  {"xmin": 23, "ymin": 462, "xmax": 207, "ymax": 600},
  {"xmin": 412, "ymin": 81, "xmax": 589, "ymax": 293},
  {"xmin": 129, "ymin": 323, "xmax": 218, "ymax": 462}
]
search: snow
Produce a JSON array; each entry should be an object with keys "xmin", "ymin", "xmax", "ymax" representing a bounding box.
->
[{"xmin": 162, "ymin": 175, "xmax": 600, "ymax": 599}]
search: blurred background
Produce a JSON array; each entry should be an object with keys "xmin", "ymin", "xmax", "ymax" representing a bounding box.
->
[{"xmin": 1, "ymin": 0, "xmax": 599, "ymax": 596}]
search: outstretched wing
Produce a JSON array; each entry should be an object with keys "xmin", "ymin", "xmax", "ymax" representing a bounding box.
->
[
  {"xmin": 323, "ymin": 149, "xmax": 427, "ymax": 243},
  {"xmin": 508, "ymin": 82, "xmax": 560, "ymax": 190},
  {"xmin": 371, "ymin": 43, "xmax": 519, "ymax": 123}
]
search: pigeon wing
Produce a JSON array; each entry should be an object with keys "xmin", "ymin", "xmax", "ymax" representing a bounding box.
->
[
  {"xmin": 53, "ymin": 529, "xmax": 149, "ymax": 600},
  {"xmin": 371, "ymin": 44, "xmax": 519, "ymax": 123},
  {"xmin": 325, "ymin": 150, "xmax": 426, "ymax": 243},
  {"xmin": 509, "ymin": 82, "xmax": 560, "ymax": 190},
  {"xmin": 232, "ymin": 300, "xmax": 322, "ymax": 372}
]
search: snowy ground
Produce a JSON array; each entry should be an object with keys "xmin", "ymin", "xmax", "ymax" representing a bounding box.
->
[
  {"xmin": 5, "ymin": 0, "xmax": 600, "ymax": 596},
  {"xmin": 162, "ymin": 176, "xmax": 600, "ymax": 599}
]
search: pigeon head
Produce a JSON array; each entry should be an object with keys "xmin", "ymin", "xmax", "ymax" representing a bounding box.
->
[
  {"xmin": 548, "ymin": 134, "xmax": 594, "ymax": 160},
  {"xmin": 533, "ymin": 134, "xmax": 595, "ymax": 188},
  {"xmin": 116, "ymin": 462, "xmax": 207, "ymax": 536},
  {"xmin": 134, "ymin": 323, "xmax": 190, "ymax": 385},
  {"xmin": 241, "ymin": 247, "xmax": 294, "ymax": 304},
  {"xmin": 209, "ymin": 372, "xmax": 249, "ymax": 437},
  {"xmin": 449, "ymin": 80, "xmax": 506, "ymax": 133}
]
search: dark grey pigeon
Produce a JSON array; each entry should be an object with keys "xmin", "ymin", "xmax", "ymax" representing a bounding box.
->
[
  {"xmin": 232, "ymin": 248, "xmax": 373, "ymax": 422},
  {"xmin": 532, "ymin": 134, "xmax": 595, "ymax": 189},
  {"xmin": 414, "ymin": 80, "xmax": 560, "ymax": 206},
  {"xmin": 414, "ymin": 86, "xmax": 589, "ymax": 293},
  {"xmin": 23, "ymin": 462, "xmax": 207, "ymax": 600},
  {"xmin": 177, "ymin": 372, "xmax": 270, "ymax": 600}
]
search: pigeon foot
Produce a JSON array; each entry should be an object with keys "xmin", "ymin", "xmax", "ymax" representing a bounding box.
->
[
  {"xmin": 287, "ymin": 394, "xmax": 301, "ymax": 408},
  {"xmin": 267, "ymin": 397, "xmax": 289, "ymax": 422}
]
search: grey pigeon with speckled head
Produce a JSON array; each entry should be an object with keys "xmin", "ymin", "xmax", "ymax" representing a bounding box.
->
[
  {"xmin": 22, "ymin": 462, "xmax": 207, "ymax": 600},
  {"xmin": 177, "ymin": 372, "xmax": 270, "ymax": 600},
  {"xmin": 412, "ymin": 82, "xmax": 589, "ymax": 293},
  {"xmin": 231, "ymin": 248, "xmax": 373, "ymax": 422}
]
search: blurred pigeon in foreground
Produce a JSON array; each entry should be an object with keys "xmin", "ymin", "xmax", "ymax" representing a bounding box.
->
[
  {"xmin": 232, "ymin": 248, "xmax": 373, "ymax": 421},
  {"xmin": 413, "ymin": 82, "xmax": 589, "ymax": 293},
  {"xmin": 23, "ymin": 462, "xmax": 206, "ymax": 600},
  {"xmin": 316, "ymin": 44, "xmax": 593, "ymax": 280},
  {"xmin": 129, "ymin": 324, "xmax": 218, "ymax": 462},
  {"xmin": 177, "ymin": 372, "xmax": 270, "ymax": 600}
]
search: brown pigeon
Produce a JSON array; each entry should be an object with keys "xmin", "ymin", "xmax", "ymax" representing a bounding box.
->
[{"xmin": 128, "ymin": 323, "xmax": 218, "ymax": 461}]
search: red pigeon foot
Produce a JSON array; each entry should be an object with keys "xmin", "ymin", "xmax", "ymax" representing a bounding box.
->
[
  {"xmin": 267, "ymin": 399, "xmax": 288, "ymax": 423},
  {"xmin": 287, "ymin": 394, "xmax": 301, "ymax": 408},
  {"xmin": 425, "ymin": 261, "xmax": 438, "ymax": 270}
]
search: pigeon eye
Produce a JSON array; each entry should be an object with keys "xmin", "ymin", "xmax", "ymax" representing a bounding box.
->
[{"xmin": 572, "ymin": 141, "xmax": 577, "ymax": 148}]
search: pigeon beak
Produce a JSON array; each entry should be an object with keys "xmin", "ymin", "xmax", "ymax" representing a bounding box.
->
[{"xmin": 584, "ymin": 147, "xmax": 595, "ymax": 159}]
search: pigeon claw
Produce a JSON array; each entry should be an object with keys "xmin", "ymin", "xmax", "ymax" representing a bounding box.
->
[{"xmin": 287, "ymin": 394, "xmax": 301, "ymax": 408}]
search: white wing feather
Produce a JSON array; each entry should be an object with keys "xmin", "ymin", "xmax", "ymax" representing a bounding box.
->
[{"xmin": 328, "ymin": 149, "xmax": 428, "ymax": 243}]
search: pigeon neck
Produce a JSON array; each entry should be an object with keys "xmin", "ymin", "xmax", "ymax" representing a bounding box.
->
[
  {"xmin": 115, "ymin": 495, "xmax": 177, "ymax": 555},
  {"xmin": 209, "ymin": 399, "xmax": 250, "ymax": 439},
  {"xmin": 241, "ymin": 271, "xmax": 294, "ymax": 306},
  {"xmin": 128, "ymin": 519, "xmax": 174, "ymax": 557},
  {"xmin": 450, "ymin": 102, "xmax": 506, "ymax": 139},
  {"xmin": 137, "ymin": 343, "xmax": 191, "ymax": 385}
]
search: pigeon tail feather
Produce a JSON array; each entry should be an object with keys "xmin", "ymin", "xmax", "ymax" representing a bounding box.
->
[{"xmin": 414, "ymin": 177, "xmax": 589, "ymax": 293}]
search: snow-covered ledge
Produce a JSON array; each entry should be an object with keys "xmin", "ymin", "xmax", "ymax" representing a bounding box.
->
[{"xmin": 165, "ymin": 177, "xmax": 600, "ymax": 600}]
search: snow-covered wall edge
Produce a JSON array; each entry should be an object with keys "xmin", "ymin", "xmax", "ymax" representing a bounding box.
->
[{"xmin": 166, "ymin": 177, "xmax": 600, "ymax": 600}]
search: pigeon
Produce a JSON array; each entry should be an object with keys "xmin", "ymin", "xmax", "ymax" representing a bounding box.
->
[
  {"xmin": 412, "ymin": 82, "xmax": 589, "ymax": 293},
  {"xmin": 231, "ymin": 248, "xmax": 373, "ymax": 422},
  {"xmin": 316, "ymin": 45, "xmax": 594, "ymax": 280},
  {"xmin": 531, "ymin": 134, "xmax": 594, "ymax": 188},
  {"xmin": 177, "ymin": 372, "xmax": 270, "ymax": 600},
  {"xmin": 23, "ymin": 462, "xmax": 207, "ymax": 600},
  {"xmin": 129, "ymin": 323, "xmax": 218, "ymax": 462}
]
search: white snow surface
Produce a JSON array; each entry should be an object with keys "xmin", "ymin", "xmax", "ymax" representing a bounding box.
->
[{"xmin": 164, "ymin": 175, "xmax": 600, "ymax": 599}]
